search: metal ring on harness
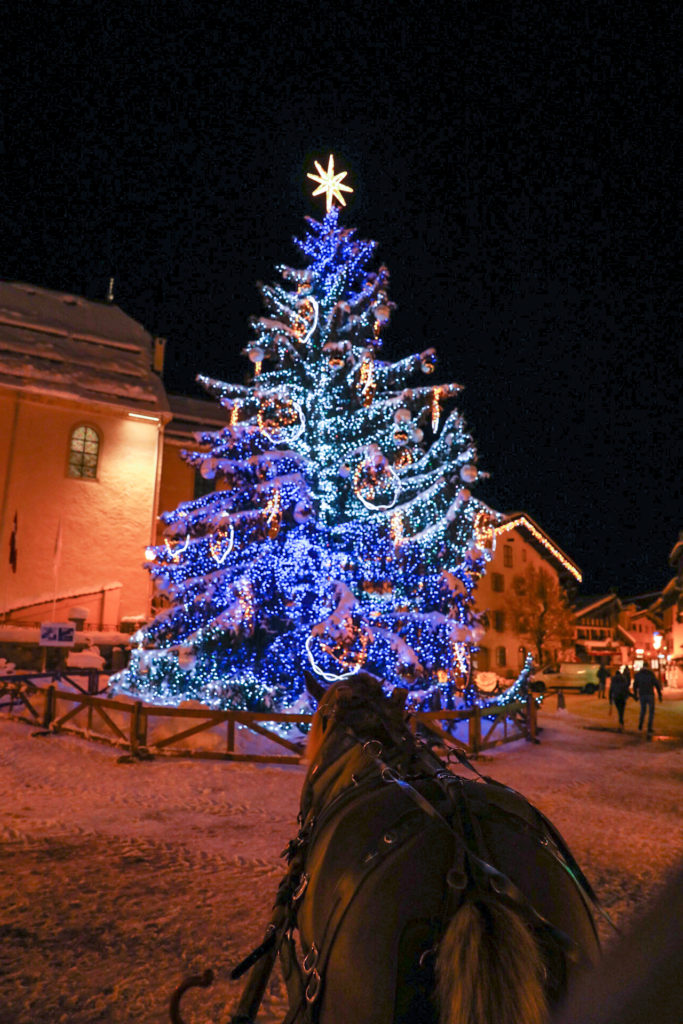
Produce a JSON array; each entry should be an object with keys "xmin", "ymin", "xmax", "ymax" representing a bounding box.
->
[
  {"xmin": 381, "ymin": 765, "xmax": 401, "ymax": 783},
  {"xmin": 362, "ymin": 738, "xmax": 383, "ymax": 759},
  {"xmin": 446, "ymin": 868, "xmax": 468, "ymax": 890},
  {"xmin": 293, "ymin": 872, "xmax": 309, "ymax": 901},
  {"xmin": 305, "ymin": 968, "xmax": 322, "ymax": 1003},
  {"xmin": 303, "ymin": 943, "xmax": 319, "ymax": 974}
]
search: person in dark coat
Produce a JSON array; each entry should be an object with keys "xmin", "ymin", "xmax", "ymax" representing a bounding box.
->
[
  {"xmin": 609, "ymin": 667, "xmax": 630, "ymax": 731},
  {"xmin": 633, "ymin": 663, "xmax": 662, "ymax": 739},
  {"xmin": 596, "ymin": 663, "xmax": 609, "ymax": 698}
]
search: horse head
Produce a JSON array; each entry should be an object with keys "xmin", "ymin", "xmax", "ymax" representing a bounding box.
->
[{"xmin": 303, "ymin": 669, "xmax": 409, "ymax": 767}]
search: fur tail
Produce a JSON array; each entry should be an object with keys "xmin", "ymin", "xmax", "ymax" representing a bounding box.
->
[{"xmin": 436, "ymin": 897, "xmax": 549, "ymax": 1024}]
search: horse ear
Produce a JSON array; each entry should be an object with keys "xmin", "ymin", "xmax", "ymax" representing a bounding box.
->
[
  {"xmin": 389, "ymin": 687, "xmax": 409, "ymax": 711},
  {"xmin": 303, "ymin": 670, "xmax": 326, "ymax": 704}
]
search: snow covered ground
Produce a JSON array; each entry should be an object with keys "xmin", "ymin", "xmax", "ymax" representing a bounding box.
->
[{"xmin": 1, "ymin": 699, "xmax": 681, "ymax": 1024}]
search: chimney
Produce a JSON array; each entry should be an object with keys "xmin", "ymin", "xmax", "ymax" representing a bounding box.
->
[{"xmin": 153, "ymin": 336, "xmax": 167, "ymax": 375}]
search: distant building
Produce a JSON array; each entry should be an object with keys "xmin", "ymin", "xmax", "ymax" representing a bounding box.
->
[
  {"xmin": 0, "ymin": 281, "xmax": 171, "ymax": 663},
  {"xmin": 474, "ymin": 512, "xmax": 581, "ymax": 674},
  {"xmin": 573, "ymin": 592, "xmax": 664, "ymax": 671},
  {"xmin": 652, "ymin": 531, "xmax": 683, "ymax": 688}
]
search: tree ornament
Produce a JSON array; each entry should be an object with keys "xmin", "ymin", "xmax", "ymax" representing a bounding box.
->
[
  {"xmin": 420, "ymin": 349, "xmax": 436, "ymax": 374},
  {"xmin": 209, "ymin": 518, "xmax": 234, "ymax": 565},
  {"xmin": 258, "ymin": 392, "xmax": 306, "ymax": 443},
  {"xmin": 292, "ymin": 296, "xmax": 319, "ymax": 344},
  {"xmin": 353, "ymin": 449, "xmax": 402, "ymax": 510},
  {"xmin": 460, "ymin": 464, "xmax": 478, "ymax": 483},
  {"xmin": 305, "ymin": 617, "xmax": 372, "ymax": 681},
  {"xmin": 394, "ymin": 449, "xmax": 413, "ymax": 470},
  {"xmin": 264, "ymin": 489, "xmax": 282, "ymax": 539},
  {"xmin": 164, "ymin": 535, "xmax": 189, "ymax": 562},
  {"xmin": 431, "ymin": 389, "xmax": 442, "ymax": 432},
  {"xmin": 359, "ymin": 352, "xmax": 376, "ymax": 406}
]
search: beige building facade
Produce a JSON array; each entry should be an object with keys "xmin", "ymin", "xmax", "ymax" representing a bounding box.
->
[
  {"xmin": 474, "ymin": 513, "xmax": 581, "ymax": 675},
  {"xmin": 0, "ymin": 282, "xmax": 170, "ymax": 649}
]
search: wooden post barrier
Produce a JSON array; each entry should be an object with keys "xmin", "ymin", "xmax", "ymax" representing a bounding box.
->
[
  {"xmin": 43, "ymin": 684, "xmax": 57, "ymax": 729},
  {"xmin": 469, "ymin": 707, "xmax": 482, "ymax": 754},
  {"xmin": 129, "ymin": 701, "xmax": 147, "ymax": 756}
]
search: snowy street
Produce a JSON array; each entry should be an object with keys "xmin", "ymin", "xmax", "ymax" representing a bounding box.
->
[{"xmin": 1, "ymin": 701, "xmax": 682, "ymax": 1024}]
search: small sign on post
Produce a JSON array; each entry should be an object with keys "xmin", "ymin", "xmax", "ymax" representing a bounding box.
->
[{"xmin": 40, "ymin": 622, "xmax": 76, "ymax": 647}]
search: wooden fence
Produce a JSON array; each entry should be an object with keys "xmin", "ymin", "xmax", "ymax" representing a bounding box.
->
[{"xmin": 0, "ymin": 673, "xmax": 537, "ymax": 763}]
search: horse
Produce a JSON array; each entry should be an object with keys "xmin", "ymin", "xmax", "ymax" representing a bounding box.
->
[{"xmin": 220, "ymin": 671, "xmax": 603, "ymax": 1024}]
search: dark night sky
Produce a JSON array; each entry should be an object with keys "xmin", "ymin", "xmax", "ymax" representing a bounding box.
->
[{"xmin": 2, "ymin": 2, "xmax": 680, "ymax": 596}]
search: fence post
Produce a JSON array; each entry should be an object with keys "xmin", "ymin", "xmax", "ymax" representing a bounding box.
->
[
  {"xmin": 43, "ymin": 684, "xmax": 57, "ymax": 728},
  {"xmin": 469, "ymin": 709, "xmax": 481, "ymax": 754},
  {"xmin": 130, "ymin": 701, "xmax": 147, "ymax": 755}
]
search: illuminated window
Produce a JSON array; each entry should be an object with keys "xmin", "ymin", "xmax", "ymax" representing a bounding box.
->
[
  {"xmin": 493, "ymin": 610, "xmax": 505, "ymax": 632},
  {"xmin": 492, "ymin": 573, "xmax": 504, "ymax": 592},
  {"xmin": 496, "ymin": 646, "xmax": 507, "ymax": 667},
  {"xmin": 503, "ymin": 545, "xmax": 513, "ymax": 567},
  {"xmin": 68, "ymin": 425, "xmax": 100, "ymax": 479}
]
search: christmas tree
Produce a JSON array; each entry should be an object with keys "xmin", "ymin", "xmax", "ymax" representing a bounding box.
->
[{"xmin": 116, "ymin": 157, "xmax": 501, "ymax": 714}]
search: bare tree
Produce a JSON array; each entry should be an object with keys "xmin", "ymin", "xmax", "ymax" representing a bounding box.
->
[{"xmin": 505, "ymin": 565, "xmax": 574, "ymax": 667}]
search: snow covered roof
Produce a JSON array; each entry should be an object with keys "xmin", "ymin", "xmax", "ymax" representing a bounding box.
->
[
  {"xmin": 165, "ymin": 393, "xmax": 230, "ymax": 445},
  {"xmin": 0, "ymin": 281, "xmax": 170, "ymax": 417},
  {"xmin": 494, "ymin": 512, "xmax": 582, "ymax": 582},
  {"xmin": 574, "ymin": 594, "xmax": 619, "ymax": 618}
]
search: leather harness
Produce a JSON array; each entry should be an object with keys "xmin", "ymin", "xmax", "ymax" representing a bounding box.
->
[{"xmin": 229, "ymin": 699, "xmax": 604, "ymax": 1024}]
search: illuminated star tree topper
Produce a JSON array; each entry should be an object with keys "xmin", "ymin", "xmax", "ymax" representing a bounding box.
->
[{"xmin": 307, "ymin": 153, "xmax": 353, "ymax": 211}]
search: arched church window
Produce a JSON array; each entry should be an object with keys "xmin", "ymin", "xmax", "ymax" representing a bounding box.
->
[{"xmin": 68, "ymin": 425, "xmax": 100, "ymax": 478}]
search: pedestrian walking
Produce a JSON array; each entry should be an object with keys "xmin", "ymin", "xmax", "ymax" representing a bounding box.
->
[
  {"xmin": 609, "ymin": 668, "xmax": 630, "ymax": 731},
  {"xmin": 633, "ymin": 663, "xmax": 662, "ymax": 739},
  {"xmin": 596, "ymin": 663, "xmax": 609, "ymax": 699}
]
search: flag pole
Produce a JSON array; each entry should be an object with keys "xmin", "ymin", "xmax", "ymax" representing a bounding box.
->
[{"xmin": 51, "ymin": 517, "xmax": 62, "ymax": 619}]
